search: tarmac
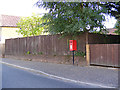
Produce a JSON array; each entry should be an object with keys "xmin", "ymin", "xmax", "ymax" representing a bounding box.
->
[{"xmin": 0, "ymin": 58, "xmax": 119, "ymax": 89}]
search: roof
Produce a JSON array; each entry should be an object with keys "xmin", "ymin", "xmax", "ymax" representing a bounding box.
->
[
  {"xmin": 0, "ymin": 15, "xmax": 20, "ymax": 27},
  {"xmin": 107, "ymin": 28, "xmax": 117, "ymax": 35}
]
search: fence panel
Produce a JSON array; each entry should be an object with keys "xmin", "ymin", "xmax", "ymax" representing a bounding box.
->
[{"xmin": 89, "ymin": 44, "xmax": 119, "ymax": 67}]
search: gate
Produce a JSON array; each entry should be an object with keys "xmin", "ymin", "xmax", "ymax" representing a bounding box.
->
[{"xmin": 86, "ymin": 44, "xmax": 120, "ymax": 67}]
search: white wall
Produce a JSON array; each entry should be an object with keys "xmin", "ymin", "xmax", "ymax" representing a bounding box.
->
[{"xmin": 0, "ymin": 27, "xmax": 23, "ymax": 44}]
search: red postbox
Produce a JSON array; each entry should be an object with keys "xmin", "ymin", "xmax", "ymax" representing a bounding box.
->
[{"xmin": 69, "ymin": 40, "xmax": 77, "ymax": 51}]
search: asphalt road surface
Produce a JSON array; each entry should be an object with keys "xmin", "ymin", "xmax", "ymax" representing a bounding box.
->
[{"xmin": 1, "ymin": 64, "xmax": 101, "ymax": 88}]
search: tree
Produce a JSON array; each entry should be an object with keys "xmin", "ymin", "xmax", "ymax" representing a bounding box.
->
[
  {"xmin": 36, "ymin": 2, "xmax": 107, "ymax": 37},
  {"xmin": 104, "ymin": 2, "xmax": 120, "ymax": 19},
  {"xmin": 17, "ymin": 14, "xmax": 44, "ymax": 37},
  {"xmin": 104, "ymin": 2, "xmax": 120, "ymax": 34}
]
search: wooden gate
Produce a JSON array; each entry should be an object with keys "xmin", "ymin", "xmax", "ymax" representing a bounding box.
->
[{"xmin": 86, "ymin": 44, "xmax": 120, "ymax": 67}]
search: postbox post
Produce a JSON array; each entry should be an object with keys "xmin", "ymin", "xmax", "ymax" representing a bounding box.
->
[
  {"xmin": 69, "ymin": 40, "xmax": 77, "ymax": 65},
  {"xmin": 73, "ymin": 51, "xmax": 74, "ymax": 65}
]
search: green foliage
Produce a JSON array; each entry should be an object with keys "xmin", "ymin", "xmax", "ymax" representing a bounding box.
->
[
  {"xmin": 104, "ymin": 2, "xmax": 120, "ymax": 20},
  {"xmin": 38, "ymin": 52, "xmax": 43, "ymax": 55},
  {"xmin": 114, "ymin": 30, "xmax": 120, "ymax": 35},
  {"xmin": 17, "ymin": 13, "xmax": 44, "ymax": 37},
  {"xmin": 27, "ymin": 51, "xmax": 30, "ymax": 54},
  {"xmin": 114, "ymin": 21, "xmax": 120, "ymax": 35},
  {"xmin": 36, "ymin": 2, "xmax": 107, "ymax": 37},
  {"xmin": 53, "ymin": 54, "xmax": 57, "ymax": 57},
  {"xmin": 75, "ymin": 50, "xmax": 86, "ymax": 57}
]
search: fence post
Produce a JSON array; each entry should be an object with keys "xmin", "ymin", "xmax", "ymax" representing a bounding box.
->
[
  {"xmin": 86, "ymin": 44, "xmax": 90, "ymax": 66},
  {"xmin": 0, "ymin": 43, "xmax": 5, "ymax": 58}
]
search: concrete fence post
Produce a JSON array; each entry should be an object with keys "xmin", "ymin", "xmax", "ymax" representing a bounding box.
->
[{"xmin": 0, "ymin": 43, "xmax": 5, "ymax": 58}]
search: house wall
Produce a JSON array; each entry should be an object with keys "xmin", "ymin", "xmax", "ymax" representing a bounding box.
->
[
  {"xmin": 0, "ymin": 27, "xmax": 1, "ymax": 41},
  {"xmin": 0, "ymin": 27, "xmax": 23, "ymax": 43}
]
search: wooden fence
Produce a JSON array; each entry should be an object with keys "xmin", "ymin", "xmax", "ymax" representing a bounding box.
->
[
  {"xmin": 5, "ymin": 34, "xmax": 86, "ymax": 56},
  {"xmin": 5, "ymin": 32, "xmax": 120, "ymax": 62},
  {"xmin": 87, "ymin": 44, "xmax": 120, "ymax": 67}
]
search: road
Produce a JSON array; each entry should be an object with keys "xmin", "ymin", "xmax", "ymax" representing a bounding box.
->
[{"xmin": 1, "ymin": 64, "xmax": 102, "ymax": 88}]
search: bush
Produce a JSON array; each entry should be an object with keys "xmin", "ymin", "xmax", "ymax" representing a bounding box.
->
[
  {"xmin": 75, "ymin": 50, "xmax": 86, "ymax": 57},
  {"xmin": 26, "ymin": 51, "xmax": 30, "ymax": 54}
]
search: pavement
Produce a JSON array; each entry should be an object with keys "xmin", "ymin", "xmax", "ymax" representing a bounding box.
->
[
  {"xmin": 3, "ymin": 64, "xmax": 89, "ymax": 88},
  {"xmin": 0, "ymin": 58, "xmax": 119, "ymax": 88}
]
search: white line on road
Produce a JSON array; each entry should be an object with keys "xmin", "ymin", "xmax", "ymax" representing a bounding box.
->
[{"xmin": 0, "ymin": 61, "xmax": 116, "ymax": 88}]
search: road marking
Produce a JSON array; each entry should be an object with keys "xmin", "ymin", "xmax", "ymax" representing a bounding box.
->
[{"xmin": 0, "ymin": 61, "xmax": 116, "ymax": 88}]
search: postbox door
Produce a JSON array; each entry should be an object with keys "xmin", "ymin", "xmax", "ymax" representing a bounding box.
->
[{"xmin": 69, "ymin": 40, "xmax": 77, "ymax": 51}]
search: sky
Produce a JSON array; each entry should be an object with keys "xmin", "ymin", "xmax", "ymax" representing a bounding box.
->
[
  {"xmin": 0, "ymin": 0, "xmax": 48, "ymax": 16},
  {"xmin": 0, "ymin": 0, "xmax": 117, "ymax": 28}
]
